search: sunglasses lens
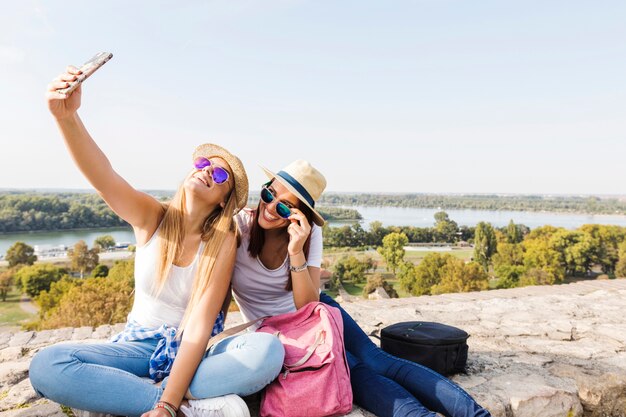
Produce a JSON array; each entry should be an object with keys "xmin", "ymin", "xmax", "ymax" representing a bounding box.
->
[
  {"xmin": 276, "ymin": 203, "xmax": 292, "ymax": 219},
  {"xmin": 260, "ymin": 188, "xmax": 274, "ymax": 204},
  {"xmin": 212, "ymin": 167, "xmax": 229, "ymax": 184},
  {"xmin": 194, "ymin": 157, "xmax": 211, "ymax": 170}
]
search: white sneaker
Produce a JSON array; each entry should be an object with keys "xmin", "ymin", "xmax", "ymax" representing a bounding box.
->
[{"xmin": 180, "ymin": 394, "xmax": 250, "ymax": 417}]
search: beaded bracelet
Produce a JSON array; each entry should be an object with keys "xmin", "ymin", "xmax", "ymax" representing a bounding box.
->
[{"xmin": 155, "ymin": 401, "xmax": 177, "ymax": 417}]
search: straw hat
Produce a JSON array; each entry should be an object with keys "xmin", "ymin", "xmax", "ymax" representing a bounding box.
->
[
  {"xmin": 261, "ymin": 160, "xmax": 327, "ymax": 226},
  {"xmin": 193, "ymin": 143, "xmax": 249, "ymax": 212}
]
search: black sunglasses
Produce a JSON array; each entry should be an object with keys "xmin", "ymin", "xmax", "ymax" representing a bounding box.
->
[{"xmin": 260, "ymin": 186, "xmax": 293, "ymax": 219}]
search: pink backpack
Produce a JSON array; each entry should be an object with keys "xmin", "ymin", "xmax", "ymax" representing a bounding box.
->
[{"xmin": 256, "ymin": 302, "xmax": 353, "ymax": 417}]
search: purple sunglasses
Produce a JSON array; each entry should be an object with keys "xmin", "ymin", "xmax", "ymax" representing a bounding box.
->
[{"xmin": 193, "ymin": 157, "xmax": 230, "ymax": 184}]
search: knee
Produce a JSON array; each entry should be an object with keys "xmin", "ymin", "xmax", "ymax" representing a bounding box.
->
[
  {"xmin": 253, "ymin": 333, "xmax": 285, "ymax": 373},
  {"xmin": 29, "ymin": 344, "xmax": 73, "ymax": 395}
]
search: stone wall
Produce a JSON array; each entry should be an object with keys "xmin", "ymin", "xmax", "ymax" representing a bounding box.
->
[{"xmin": 2, "ymin": 279, "xmax": 626, "ymax": 417}]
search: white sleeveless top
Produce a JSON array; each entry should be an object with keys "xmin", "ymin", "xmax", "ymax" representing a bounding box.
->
[
  {"xmin": 127, "ymin": 229, "xmax": 203, "ymax": 328},
  {"xmin": 231, "ymin": 209, "xmax": 323, "ymax": 324}
]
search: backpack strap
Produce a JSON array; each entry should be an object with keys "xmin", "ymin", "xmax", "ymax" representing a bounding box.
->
[
  {"xmin": 284, "ymin": 330, "xmax": 326, "ymax": 368},
  {"xmin": 205, "ymin": 316, "xmax": 268, "ymax": 351}
]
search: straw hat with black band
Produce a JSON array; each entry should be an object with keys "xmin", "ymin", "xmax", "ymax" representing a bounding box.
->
[
  {"xmin": 260, "ymin": 160, "xmax": 327, "ymax": 226},
  {"xmin": 193, "ymin": 143, "xmax": 249, "ymax": 213}
]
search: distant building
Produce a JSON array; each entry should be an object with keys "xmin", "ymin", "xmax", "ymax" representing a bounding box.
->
[
  {"xmin": 33, "ymin": 244, "xmax": 67, "ymax": 258},
  {"xmin": 320, "ymin": 269, "xmax": 332, "ymax": 290}
]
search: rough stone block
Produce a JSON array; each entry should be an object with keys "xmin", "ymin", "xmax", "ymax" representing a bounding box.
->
[
  {"xmin": 0, "ymin": 361, "xmax": 29, "ymax": 390},
  {"xmin": 91, "ymin": 325, "xmax": 111, "ymax": 340},
  {"xmin": 1, "ymin": 378, "xmax": 39, "ymax": 412},
  {"xmin": 72, "ymin": 327, "xmax": 93, "ymax": 341},
  {"xmin": 8, "ymin": 333, "xmax": 33, "ymax": 348}
]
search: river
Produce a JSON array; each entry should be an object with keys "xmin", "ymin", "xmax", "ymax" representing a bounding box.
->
[{"xmin": 2, "ymin": 206, "xmax": 626, "ymax": 254}]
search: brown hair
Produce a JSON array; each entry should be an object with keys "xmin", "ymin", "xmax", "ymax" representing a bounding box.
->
[
  {"xmin": 247, "ymin": 184, "xmax": 315, "ymax": 291},
  {"xmin": 154, "ymin": 180, "xmax": 238, "ymax": 337}
]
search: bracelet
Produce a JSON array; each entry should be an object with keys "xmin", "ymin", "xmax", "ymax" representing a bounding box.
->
[
  {"xmin": 155, "ymin": 401, "xmax": 177, "ymax": 417},
  {"xmin": 289, "ymin": 261, "xmax": 308, "ymax": 273}
]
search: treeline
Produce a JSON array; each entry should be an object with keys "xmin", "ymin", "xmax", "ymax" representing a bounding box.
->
[
  {"xmin": 0, "ymin": 192, "xmax": 361, "ymax": 233},
  {"xmin": 317, "ymin": 207, "xmax": 362, "ymax": 221},
  {"xmin": 318, "ymin": 193, "xmax": 626, "ymax": 215},
  {"xmin": 0, "ymin": 193, "xmax": 128, "ymax": 233},
  {"xmin": 322, "ymin": 212, "xmax": 501, "ymax": 247}
]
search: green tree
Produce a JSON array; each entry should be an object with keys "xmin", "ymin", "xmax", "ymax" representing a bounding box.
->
[
  {"xmin": 579, "ymin": 225, "xmax": 626, "ymax": 274},
  {"xmin": 35, "ymin": 277, "xmax": 78, "ymax": 318},
  {"xmin": 69, "ymin": 240, "xmax": 99, "ymax": 278},
  {"xmin": 616, "ymin": 240, "xmax": 626, "ymax": 278},
  {"xmin": 93, "ymin": 235, "xmax": 116, "ymax": 250},
  {"xmin": 492, "ymin": 242, "xmax": 525, "ymax": 288},
  {"xmin": 5, "ymin": 241, "xmax": 37, "ymax": 267},
  {"xmin": 521, "ymin": 239, "xmax": 564, "ymax": 285},
  {"xmin": 0, "ymin": 269, "xmax": 14, "ymax": 301},
  {"xmin": 399, "ymin": 253, "xmax": 449, "ymax": 296},
  {"xmin": 362, "ymin": 274, "xmax": 398, "ymax": 298},
  {"xmin": 473, "ymin": 222, "xmax": 497, "ymax": 271},
  {"xmin": 377, "ymin": 232, "xmax": 408, "ymax": 274},
  {"xmin": 107, "ymin": 259, "xmax": 135, "ymax": 285},
  {"xmin": 333, "ymin": 256, "xmax": 368, "ymax": 284},
  {"xmin": 368, "ymin": 221, "xmax": 388, "ymax": 246},
  {"xmin": 91, "ymin": 264, "xmax": 110, "ymax": 278},
  {"xmin": 15, "ymin": 264, "xmax": 66, "ymax": 298},
  {"xmin": 433, "ymin": 212, "xmax": 459, "ymax": 243},
  {"xmin": 35, "ymin": 276, "xmax": 134, "ymax": 329},
  {"xmin": 431, "ymin": 259, "xmax": 489, "ymax": 295}
]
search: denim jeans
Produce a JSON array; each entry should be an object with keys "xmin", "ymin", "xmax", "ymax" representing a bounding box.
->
[
  {"xmin": 29, "ymin": 332, "xmax": 284, "ymax": 417},
  {"xmin": 320, "ymin": 293, "xmax": 491, "ymax": 417}
]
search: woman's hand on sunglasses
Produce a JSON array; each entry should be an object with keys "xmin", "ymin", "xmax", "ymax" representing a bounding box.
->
[{"xmin": 287, "ymin": 209, "xmax": 311, "ymax": 257}]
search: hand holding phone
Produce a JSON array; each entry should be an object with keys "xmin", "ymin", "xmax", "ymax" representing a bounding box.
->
[{"xmin": 56, "ymin": 52, "xmax": 113, "ymax": 96}]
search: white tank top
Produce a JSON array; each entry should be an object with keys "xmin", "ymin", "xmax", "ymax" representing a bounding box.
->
[{"xmin": 127, "ymin": 229, "xmax": 203, "ymax": 328}]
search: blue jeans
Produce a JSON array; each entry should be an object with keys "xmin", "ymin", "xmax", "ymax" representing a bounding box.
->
[
  {"xmin": 30, "ymin": 332, "xmax": 284, "ymax": 417},
  {"xmin": 320, "ymin": 293, "xmax": 491, "ymax": 417}
]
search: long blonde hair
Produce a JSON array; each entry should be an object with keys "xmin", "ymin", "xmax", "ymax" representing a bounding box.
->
[{"xmin": 154, "ymin": 182, "xmax": 237, "ymax": 336}]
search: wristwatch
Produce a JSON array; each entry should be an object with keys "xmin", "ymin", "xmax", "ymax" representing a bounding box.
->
[{"xmin": 289, "ymin": 261, "xmax": 308, "ymax": 272}]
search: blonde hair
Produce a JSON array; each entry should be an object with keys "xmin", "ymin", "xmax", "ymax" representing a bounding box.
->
[{"xmin": 154, "ymin": 181, "xmax": 237, "ymax": 337}]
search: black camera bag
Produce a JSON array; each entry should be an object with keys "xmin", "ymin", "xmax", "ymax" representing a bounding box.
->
[{"xmin": 380, "ymin": 321, "xmax": 469, "ymax": 376}]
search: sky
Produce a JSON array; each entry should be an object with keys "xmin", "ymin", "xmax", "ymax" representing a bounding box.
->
[{"xmin": 0, "ymin": 0, "xmax": 625, "ymax": 195}]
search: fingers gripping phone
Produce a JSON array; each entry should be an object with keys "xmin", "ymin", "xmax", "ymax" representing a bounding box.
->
[{"xmin": 57, "ymin": 52, "xmax": 113, "ymax": 95}]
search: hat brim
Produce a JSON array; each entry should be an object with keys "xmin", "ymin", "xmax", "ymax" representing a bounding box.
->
[
  {"xmin": 193, "ymin": 144, "xmax": 249, "ymax": 213},
  {"xmin": 261, "ymin": 166, "xmax": 325, "ymax": 227}
]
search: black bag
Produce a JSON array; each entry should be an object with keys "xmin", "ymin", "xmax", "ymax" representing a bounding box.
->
[{"xmin": 380, "ymin": 321, "xmax": 469, "ymax": 376}]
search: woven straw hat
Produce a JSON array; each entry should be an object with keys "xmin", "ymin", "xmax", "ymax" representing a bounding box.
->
[
  {"xmin": 192, "ymin": 143, "xmax": 249, "ymax": 212},
  {"xmin": 261, "ymin": 160, "xmax": 327, "ymax": 226}
]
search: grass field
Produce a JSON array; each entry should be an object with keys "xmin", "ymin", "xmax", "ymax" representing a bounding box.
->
[{"xmin": 0, "ymin": 289, "xmax": 36, "ymax": 331}]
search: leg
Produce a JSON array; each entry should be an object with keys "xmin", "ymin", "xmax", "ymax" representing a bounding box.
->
[
  {"xmin": 348, "ymin": 352, "xmax": 438, "ymax": 417},
  {"xmin": 320, "ymin": 293, "xmax": 490, "ymax": 417},
  {"xmin": 29, "ymin": 341, "xmax": 162, "ymax": 417},
  {"xmin": 163, "ymin": 332, "xmax": 284, "ymax": 399}
]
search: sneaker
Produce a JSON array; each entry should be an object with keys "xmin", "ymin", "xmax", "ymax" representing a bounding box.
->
[{"xmin": 180, "ymin": 394, "xmax": 250, "ymax": 417}]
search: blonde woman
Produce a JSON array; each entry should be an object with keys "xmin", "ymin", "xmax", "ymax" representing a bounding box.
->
[{"xmin": 29, "ymin": 65, "xmax": 284, "ymax": 417}]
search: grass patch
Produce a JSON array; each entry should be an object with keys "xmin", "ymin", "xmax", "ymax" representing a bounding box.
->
[
  {"xmin": 342, "ymin": 281, "xmax": 365, "ymax": 297},
  {"xmin": 0, "ymin": 288, "xmax": 36, "ymax": 329}
]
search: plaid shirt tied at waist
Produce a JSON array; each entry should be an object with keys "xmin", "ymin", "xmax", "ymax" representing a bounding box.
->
[{"xmin": 111, "ymin": 310, "xmax": 225, "ymax": 382}]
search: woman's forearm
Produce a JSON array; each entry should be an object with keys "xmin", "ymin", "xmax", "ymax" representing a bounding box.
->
[
  {"xmin": 55, "ymin": 113, "xmax": 117, "ymax": 193},
  {"xmin": 289, "ymin": 252, "xmax": 320, "ymax": 308},
  {"xmin": 159, "ymin": 339, "xmax": 207, "ymax": 407}
]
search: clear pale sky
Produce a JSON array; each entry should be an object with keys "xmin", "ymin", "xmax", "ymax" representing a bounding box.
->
[{"xmin": 1, "ymin": 1, "xmax": 624, "ymax": 195}]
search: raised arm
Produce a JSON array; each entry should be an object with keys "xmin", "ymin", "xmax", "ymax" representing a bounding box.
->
[
  {"xmin": 155, "ymin": 233, "xmax": 237, "ymax": 410},
  {"xmin": 46, "ymin": 66, "xmax": 163, "ymax": 240}
]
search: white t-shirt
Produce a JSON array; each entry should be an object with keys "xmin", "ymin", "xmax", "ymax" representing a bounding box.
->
[{"xmin": 231, "ymin": 209, "xmax": 323, "ymax": 324}]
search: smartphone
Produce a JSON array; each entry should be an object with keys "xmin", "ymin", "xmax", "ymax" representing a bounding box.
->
[{"xmin": 57, "ymin": 52, "xmax": 113, "ymax": 95}]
